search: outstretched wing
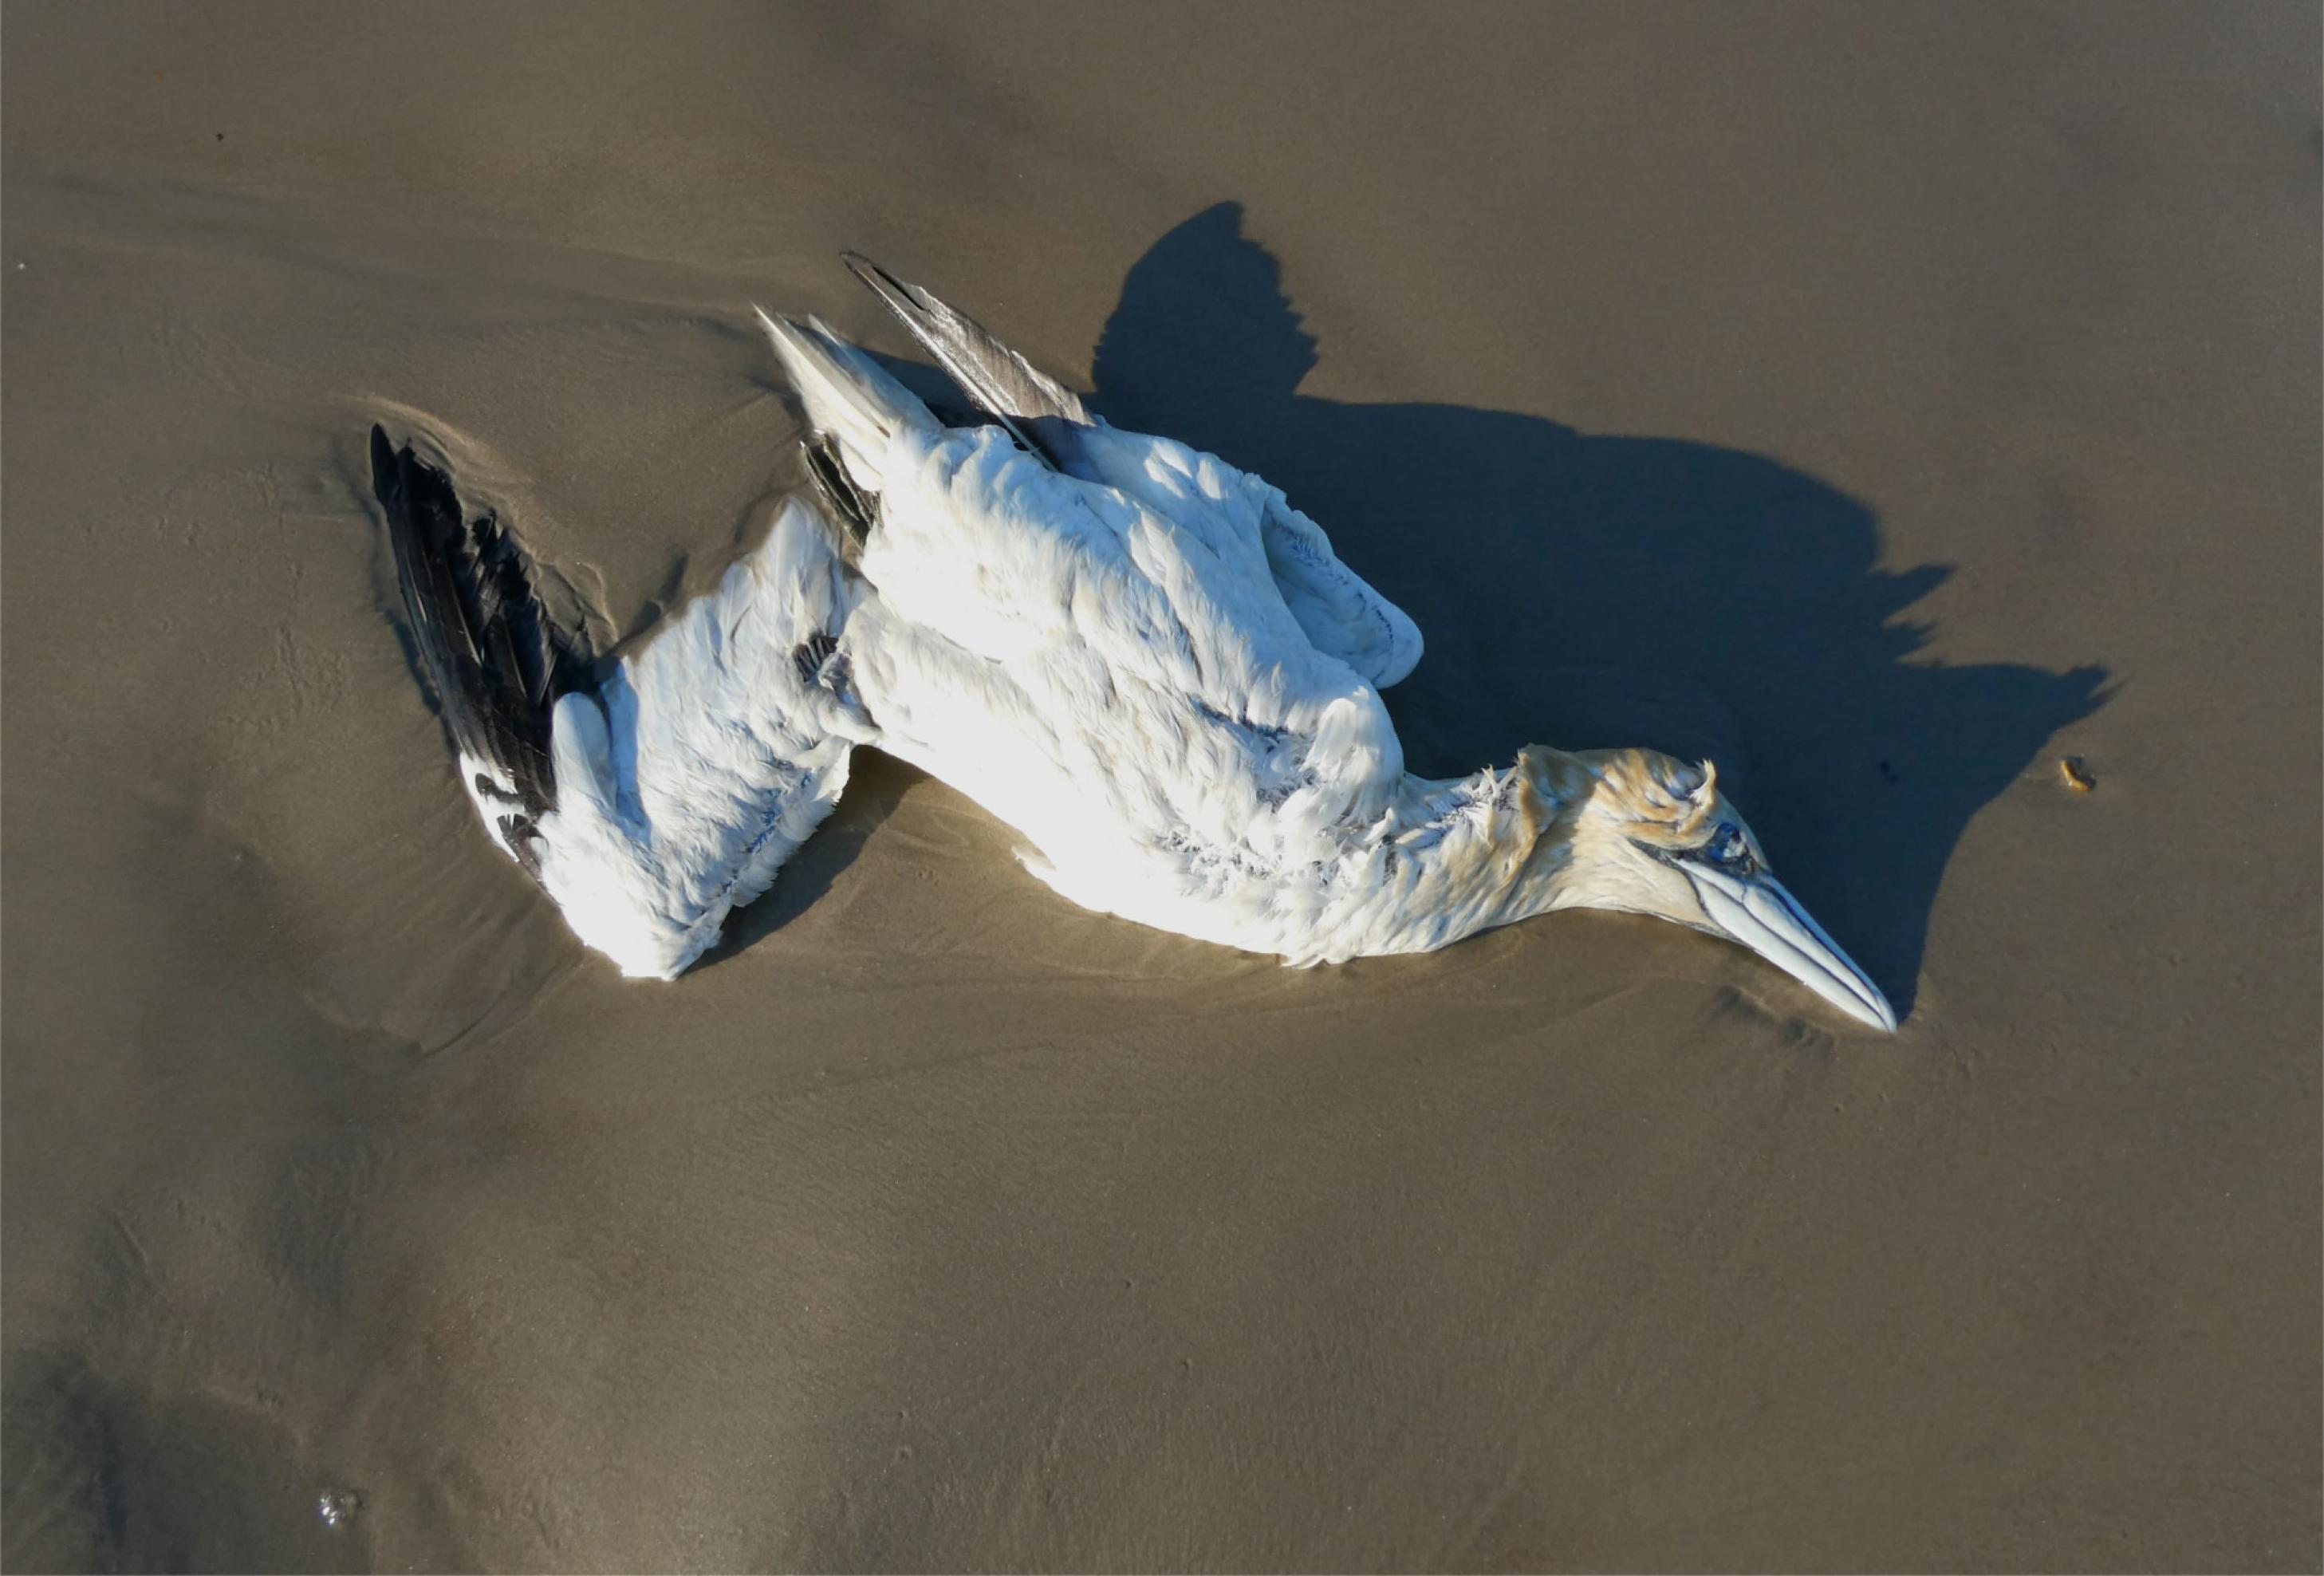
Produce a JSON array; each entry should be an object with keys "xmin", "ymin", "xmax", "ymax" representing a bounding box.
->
[
  {"xmin": 373, "ymin": 428, "xmax": 865, "ymax": 979},
  {"xmin": 837, "ymin": 254, "xmax": 1423, "ymax": 688}
]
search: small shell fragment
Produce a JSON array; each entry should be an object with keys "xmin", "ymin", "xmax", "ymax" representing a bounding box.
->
[{"xmin": 2058, "ymin": 756, "xmax": 2097, "ymax": 793}]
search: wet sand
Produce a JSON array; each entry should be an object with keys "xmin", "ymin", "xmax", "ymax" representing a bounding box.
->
[{"xmin": 3, "ymin": 2, "xmax": 2317, "ymax": 1568}]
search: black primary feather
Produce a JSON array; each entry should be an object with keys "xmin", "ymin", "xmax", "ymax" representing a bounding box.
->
[
  {"xmin": 802, "ymin": 434, "xmax": 877, "ymax": 546},
  {"xmin": 840, "ymin": 252, "xmax": 1092, "ymax": 468},
  {"xmin": 371, "ymin": 426, "xmax": 589, "ymax": 845}
]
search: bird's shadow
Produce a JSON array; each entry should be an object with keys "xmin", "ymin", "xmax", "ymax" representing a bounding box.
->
[
  {"xmin": 1085, "ymin": 203, "xmax": 2109, "ymax": 1017},
  {"xmin": 703, "ymin": 751, "xmax": 915, "ymax": 965}
]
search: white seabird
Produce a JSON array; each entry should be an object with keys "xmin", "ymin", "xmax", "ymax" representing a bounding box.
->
[{"xmin": 372, "ymin": 258, "xmax": 1896, "ymax": 1031}]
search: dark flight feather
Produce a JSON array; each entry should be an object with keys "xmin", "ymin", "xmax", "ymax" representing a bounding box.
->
[
  {"xmin": 370, "ymin": 425, "xmax": 589, "ymax": 834},
  {"xmin": 802, "ymin": 433, "xmax": 877, "ymax": 546},
  {"xmin": 841, "ymin": 252, "xmax": 1094, "ymax": 467}
]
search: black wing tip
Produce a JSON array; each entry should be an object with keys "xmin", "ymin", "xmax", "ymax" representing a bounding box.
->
[
  {"xmin": 367, "ymin": 422, "xmax": 579, "ymax": 825},
  {"xmin": 368, "ymin": 426, "xmax": 463, "ymax": 540},
  {"xmin": 840, "ymin": 251, "xmax": 938, "ymax": 320},
  {"xmin": 839, "ymin": 250, "xmax": 894, "ymax": 289},
  {"xmin": 802, "ymin": 435, "xmax": 875, "ymax": 546},
  {"xmin": 369, "ymin": 423, "xmax": 416, "ymax": 519},
  {"xmin": 832, "ymin": 252, "xmax": 1084, "ymax": 459}
]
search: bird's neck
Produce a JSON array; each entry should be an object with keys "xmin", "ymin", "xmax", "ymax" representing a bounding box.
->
[{"xmin": 1347, "ymin": 750, "xmax": 1587, "ymax": 954}]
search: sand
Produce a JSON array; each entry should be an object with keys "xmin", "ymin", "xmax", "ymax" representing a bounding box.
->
[{"xmin": 3, "ymin": 2, "xmax": 2317, "ymax": 1569}]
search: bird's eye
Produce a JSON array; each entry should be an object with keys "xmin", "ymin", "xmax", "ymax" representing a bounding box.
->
[{"xmin": 1711, "ymin": 823, "xmax": 1747, "ymax": 865}]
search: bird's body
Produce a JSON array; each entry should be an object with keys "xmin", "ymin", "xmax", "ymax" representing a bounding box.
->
[
  {"xmin": 829, "ymin": 413, "xmax": 1548, "ymax": 965},
  {"xmin": 374, "ymin": 257, "xmax": 1897, "ymax": 1030}
]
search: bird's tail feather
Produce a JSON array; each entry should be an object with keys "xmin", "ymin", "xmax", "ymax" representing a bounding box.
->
[
  {"xmin": 840, "ymin": 253, "xmax": 1094, "ymax": 453},
  {"xmin": 754, "ymin": 307, "xmax": 934, "ymax": 498}
]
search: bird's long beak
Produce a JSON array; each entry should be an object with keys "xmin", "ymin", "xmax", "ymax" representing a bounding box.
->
[{"xmin": 1684, "ymin": 863, "xmax": 1897, "ymax": 1032}]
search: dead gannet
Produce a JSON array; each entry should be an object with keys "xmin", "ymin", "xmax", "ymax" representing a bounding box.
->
[{"xmin": 372, "ymin": 259, "xmax": 1895, "ymax": 1030}]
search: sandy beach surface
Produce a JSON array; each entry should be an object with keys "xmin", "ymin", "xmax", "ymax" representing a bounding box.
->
[{"xmin": 3, "ymin": 2, "xmax": 2317, "ymax": 1569}]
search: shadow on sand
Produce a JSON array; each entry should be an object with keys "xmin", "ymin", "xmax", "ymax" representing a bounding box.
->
[{"xmin": 1085, "ymin": 203, "xmax": 2108, "ymax": 1018}]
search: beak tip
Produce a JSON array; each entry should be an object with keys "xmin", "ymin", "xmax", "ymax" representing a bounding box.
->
[
  {"xmin": 1831, "ymin": 993, "xmax": 1898, "ymax": 1034},
  {"xmin": 1687, "ymin": 866, "xmax": 1900, "ymax": 1036},
  {"xmin": 1834, "ymin": 978, "xmax": 1897, "ymax": 1035},
  {"xmin": 1864, "ymin": 980, "xmax": 1901, "ymax": 1034}
]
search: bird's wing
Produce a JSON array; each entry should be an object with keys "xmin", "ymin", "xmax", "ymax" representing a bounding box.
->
[
  {"xmin": 836, "ymin": 255, "xmax": 1424, "ymax": 688},
  {"xmin": 851, "ymin": 420, "xmax": 1409, "ymax": 839},
  {"xmin": 839, "ymin": 252, "xmax": 1092, "ymax": 459},
  {"xmin": 1055, "ymin": 424, "xmax": 1425, "ymax": 691},
  {"xmin": 373, "ymin": 427, "xmax": 865, "ymax": 979},
  {"xmin": 1250, "ymin": 490, "xmax": 1423, "ymax": 688},
  {"xmin": 757, "ymin": 308, "xmax": 1406, "ymax": 841}
]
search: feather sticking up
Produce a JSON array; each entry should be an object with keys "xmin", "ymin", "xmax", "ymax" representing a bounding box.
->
[
  {"xmin": 752, "ymin": 307, "xmax": 936, "ymax": 499},
  {"xmin": 836, "ymin": 255, "xmax": 1424, "ymax": 688},
  {"xmin": 841, "ymin": 251, "xmax": 1091, "ymax": 465}
]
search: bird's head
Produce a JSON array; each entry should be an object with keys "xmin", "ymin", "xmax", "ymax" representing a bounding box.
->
[{"xmin": 1522, "ymin": 747, "xmax": 1897, "ymax": 1032}]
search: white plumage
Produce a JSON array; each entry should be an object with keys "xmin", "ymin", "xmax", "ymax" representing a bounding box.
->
[
  {"xmin": 376, "ymin": 259, "xmax": 1897, "ymax": 1030},
  {"xmin": 523, "ymin": 498, "xmax": 864, "ymax": 977},
  {"xmin": 761, "ymin": 310, "xmax": 1532, "ymax": 965}
]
